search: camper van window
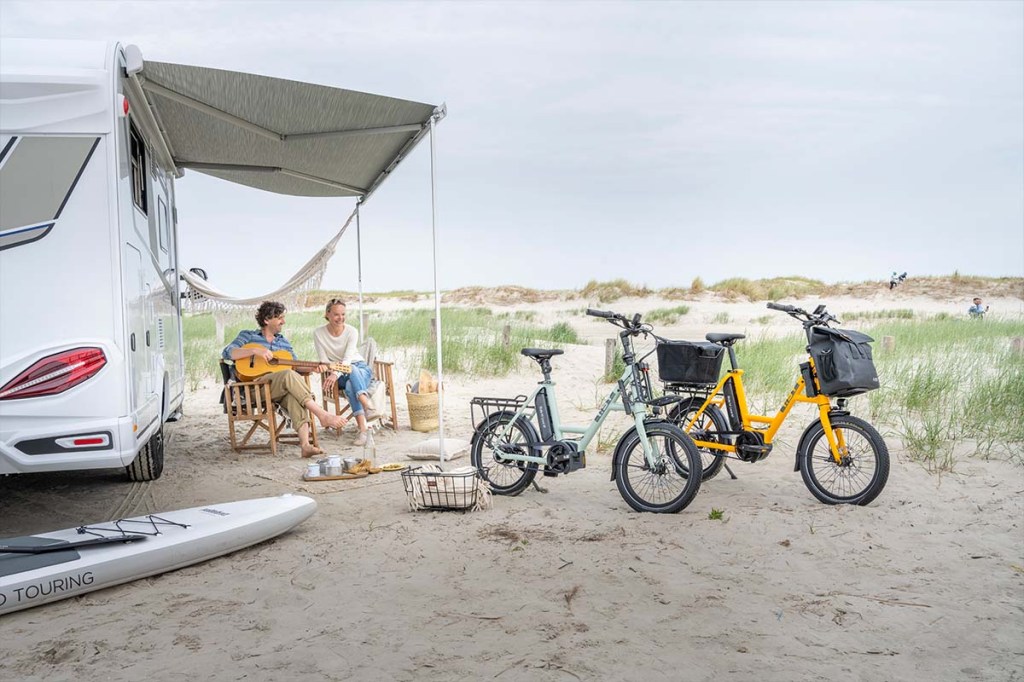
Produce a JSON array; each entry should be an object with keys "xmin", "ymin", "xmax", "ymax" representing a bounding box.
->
[
  {"xmin": 158, "ymin": 197, "xmax": 170, "ymax": 253},
  {"xmin": 129, "ymin": 123, "xmax": 148, "ymax": 214}
]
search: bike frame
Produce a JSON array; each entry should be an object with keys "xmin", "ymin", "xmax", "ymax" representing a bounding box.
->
[
  {"xmin": 681, "ymin": 358, "xmax": 848, "ymax": 463},
  {"xmin": 494, "ymin": 350, "xmax": 663, "ymax": 466}
]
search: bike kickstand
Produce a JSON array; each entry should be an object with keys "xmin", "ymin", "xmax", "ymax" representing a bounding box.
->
[
  {"xmin": 531, "ymin": 480, "xmax": 549, "ymax": 494},
  {"xmin": 724, "ymin": 462, "xmax": 738, "ymax": 480}
]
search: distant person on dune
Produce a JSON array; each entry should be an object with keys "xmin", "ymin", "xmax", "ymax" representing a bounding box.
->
[
  {"xmin": 968, "ymin": 297, "xmax": 989, "ymax": 319},
  {"xmin": 889, "ymin": 272, "xmax": 898, "ymax": 290}
]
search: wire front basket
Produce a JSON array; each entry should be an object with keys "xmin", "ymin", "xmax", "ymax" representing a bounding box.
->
[{"xmin": 401, "ymin": 465, "xmax": 488, "ymax": 511}]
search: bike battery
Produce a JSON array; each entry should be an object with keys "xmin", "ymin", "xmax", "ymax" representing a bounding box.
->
[{"xmin": 535, "ymin": 388, "xmax": 554, "ymax": 440}]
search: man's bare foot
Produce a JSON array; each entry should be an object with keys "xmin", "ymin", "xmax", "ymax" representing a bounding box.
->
[
  {"xmin": 301, "ymin": 444, "xmax": 324, "ymax": 459},
  {"xmin": 321, "ymin": 414, "xmax": 347, "ymax": 432}
]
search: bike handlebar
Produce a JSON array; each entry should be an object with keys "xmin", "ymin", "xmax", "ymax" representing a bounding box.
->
[
  {"xmin": 766, "ymin": 302, "xmax": 841, "ymax": 327},
  {"xmin": 586, "ymin": 308, "xmax": 651, "ymax": 336}
]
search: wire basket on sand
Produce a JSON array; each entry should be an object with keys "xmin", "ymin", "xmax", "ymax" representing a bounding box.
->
[{"xmin": 401, "ymin": 465, "xmax": 491, "ymax": 511}]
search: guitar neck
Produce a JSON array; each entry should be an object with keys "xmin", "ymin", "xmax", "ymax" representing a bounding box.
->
[
  {"xmin": 270, "ymin": 358, "xmax": 348, "ymax": 374},
  {"xmin": 274, "ymin": 359, "xmax": 320, "ymax": 370}
]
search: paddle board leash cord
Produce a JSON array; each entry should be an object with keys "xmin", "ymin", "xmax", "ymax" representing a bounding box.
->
[
  {"xmin": 76, "ymin": 513, "xmax": 190, "ymax": 539},
  {"xmin": 0, "ymin": 513, "xmax": 193, "ymax": 554}
]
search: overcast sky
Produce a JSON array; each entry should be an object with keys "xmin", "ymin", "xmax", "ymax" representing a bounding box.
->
[{"xmin": 3, "ymin": 1, "xmax": 1022, "ymax": 297}]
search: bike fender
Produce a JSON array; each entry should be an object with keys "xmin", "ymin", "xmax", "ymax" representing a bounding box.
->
[
  {"xmin": 609, "ymin": 426, "xmax": 639, "ymax": 482},
  {"xmin": 793, "ymin": 419, "xmax": 821, "ymax": 471}
]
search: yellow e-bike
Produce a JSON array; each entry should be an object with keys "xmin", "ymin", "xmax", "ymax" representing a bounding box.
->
[{"xmin": 664, "ymin": 303, "xmax": 889, "ymax": 506}]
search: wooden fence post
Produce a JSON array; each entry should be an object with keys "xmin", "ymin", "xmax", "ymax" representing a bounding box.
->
[
  {"xmin": 605, "ymin": 338, "xmax": 617, "ymax": 378},
  {"xmin": 882, "ymin": 336, "xmax": 895, "ymax": 352},
  {"xmin": 1011, "ymin": 337, "xmax": 1024, "ymax": 354},
  {"xmin": 502, "ymin": 324, "xmax": 511, "ymax": 350},
  {"xmin": 430, "ymin": 317, "xmax": 437, "ymax": 346}
]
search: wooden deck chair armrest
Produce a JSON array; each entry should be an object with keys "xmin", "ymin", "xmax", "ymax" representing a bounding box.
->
[{"xmin": 321, "ymin": 371, "xmax": 339, "ymax": 399}]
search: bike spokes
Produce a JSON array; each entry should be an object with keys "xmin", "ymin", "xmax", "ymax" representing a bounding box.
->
[
  {"xmin": 800, "ymin": 416, "xmax": 889, "ymax": 505},
  {"xmin": 615, "ymin": 423, "xmax": 702, "ymax": 513}
]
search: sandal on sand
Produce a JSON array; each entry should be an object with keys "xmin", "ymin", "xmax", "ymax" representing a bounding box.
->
[{"xmin": 353, "ymin": 431, "xmax": 368, "ymax": 447}]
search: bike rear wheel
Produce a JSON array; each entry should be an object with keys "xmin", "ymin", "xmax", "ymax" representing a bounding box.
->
[
  {"xmin": 668, "ymin": 397, "xmax": 728, "ymax": 481},
  {"xmin": 471, "ymin": 412, "xmax": 539, "ymax": 496},
  {"xmin": 799, "ymin": 415, "xmax": 889, "ymax": 505},
  {"xmin": 614, "ymin": 422, "xmax": 702, "ymax": 513}
]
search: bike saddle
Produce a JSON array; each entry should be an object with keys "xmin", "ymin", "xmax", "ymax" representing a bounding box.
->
[
  {"xmin": 521, "ymin": 348, "xmax": 564, "ymax": 361},
  {"xmin": 706, "ymin": 332, "xmax": 746, "ymax": 345}
]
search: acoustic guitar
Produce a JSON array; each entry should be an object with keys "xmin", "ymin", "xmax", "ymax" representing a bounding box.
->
[{"xmin": 233, "ymin": 343, "xmax": 350, "ymax": 382}]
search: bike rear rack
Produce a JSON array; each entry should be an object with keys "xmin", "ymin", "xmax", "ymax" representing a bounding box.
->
[{"xmin": 470, "ymin": 395, "xmax": 530, "ymax": 428}]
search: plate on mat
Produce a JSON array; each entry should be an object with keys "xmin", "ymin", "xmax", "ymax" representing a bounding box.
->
[{"xmin": 379, "ymin": 463, "xmax": 407, "ymax": 472}]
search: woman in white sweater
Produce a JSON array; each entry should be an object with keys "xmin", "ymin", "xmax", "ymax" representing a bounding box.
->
[{"xmin": 313, "ymin": 299, "xmax": 377, "ymax": 445}]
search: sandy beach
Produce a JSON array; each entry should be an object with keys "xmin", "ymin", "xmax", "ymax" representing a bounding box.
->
[{"xmin": 1, "ymin": 291, "xmax": 1022, "ymax": 681}]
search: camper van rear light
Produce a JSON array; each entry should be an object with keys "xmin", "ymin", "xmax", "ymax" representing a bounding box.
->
[
  {"xmin": 0, "ymin": 347, "xmax": 107, "ymax": 400},
  {"xmin": 55, "ymin": 434, "xmax": 111, "ymax": 448}
]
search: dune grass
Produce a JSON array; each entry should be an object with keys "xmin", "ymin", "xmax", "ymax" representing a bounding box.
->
[
  {"xmin": 727, "ymin": 318, "xmax": 1024, "ymax": 469},
  {"xmin": 646, "ymin": 305, "xmax": 691, "ymax": 324},
  {"xmin": 182, "ymin": 306, "xmax": 584, "ymax": 384},
  {"xmin": 842, "ymin": 309, "xmax": 915, "ymax": 321}
]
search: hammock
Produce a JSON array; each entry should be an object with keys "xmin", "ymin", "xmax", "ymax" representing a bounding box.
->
[{"xmin": 180, "ymin": 208, "xmax": 356, "ymax": 313}]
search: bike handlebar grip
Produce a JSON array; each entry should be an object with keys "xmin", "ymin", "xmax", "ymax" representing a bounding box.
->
[
  {"xmin": 586, "ymin": 308, "xmax": 614, "ymax": 319},
  {"xmin": 766, "ymin": 302, "xmax": 791, "ymax": 311}
]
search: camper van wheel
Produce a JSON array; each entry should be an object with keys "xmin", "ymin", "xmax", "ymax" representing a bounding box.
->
[{"xmin": 127, "ymin": 424, "xmax": 165, "ymax": 481}]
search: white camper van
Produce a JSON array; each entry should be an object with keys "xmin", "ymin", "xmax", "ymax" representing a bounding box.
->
[{"xmin": 0, "ymin": 40, "xmax": 184, "ymax": 481}]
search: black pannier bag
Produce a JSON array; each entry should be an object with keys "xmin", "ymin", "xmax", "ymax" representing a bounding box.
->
[
  {"xmin": 807, "ymin": 327, "xmax": 880, "ymax": 397},
  {"xmin": 656, "ymin": 341, "xmax": 725, "ymax": 386}
]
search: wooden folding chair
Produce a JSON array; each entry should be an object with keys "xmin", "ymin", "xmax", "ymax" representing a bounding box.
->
[
  {"xmin": 221, "ymin": 361, "xmax": 319, "ymax": 455},
  {"xmin": 321, "ymin": 337, "xmax": 398, "ymax": 432}
]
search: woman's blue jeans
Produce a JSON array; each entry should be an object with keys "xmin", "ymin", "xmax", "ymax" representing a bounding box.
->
[{"xmin": 337, "ymin": 361, "xmax": 373, "ymax": 416}]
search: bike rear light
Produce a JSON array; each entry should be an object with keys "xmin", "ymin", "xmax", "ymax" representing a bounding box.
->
[{"xmin": 0, "ymin": 347, "xmax": 107, "ymax": 400}]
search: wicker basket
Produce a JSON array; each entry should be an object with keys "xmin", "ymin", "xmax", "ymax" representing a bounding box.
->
[{"xmin": 406, "ymin": 384, "xmax": 439, "ymax": 432}]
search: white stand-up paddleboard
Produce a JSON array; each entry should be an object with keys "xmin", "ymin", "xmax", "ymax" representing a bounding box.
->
[{"xmin": 0, "ymin": 494, "xmax": 316, "ymax": 615}]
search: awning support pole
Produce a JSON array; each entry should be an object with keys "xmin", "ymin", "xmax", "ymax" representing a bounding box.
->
[
  {"xmin": 356, "ymin": 202, "xmax": 364, "ymax": 336},
  {"xmin": 429, "ymin": 112, "xmax": 445, "ymax": 461}
]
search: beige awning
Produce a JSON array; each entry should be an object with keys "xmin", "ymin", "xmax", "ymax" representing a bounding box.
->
[{"xmin": 127, "ymin": 55, "xmax": 442, "ymax": 199}]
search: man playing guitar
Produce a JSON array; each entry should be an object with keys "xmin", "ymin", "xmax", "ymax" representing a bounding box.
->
[{"xmin": 223, "ymin": 301, "xmax": 345, "ymax": 458}]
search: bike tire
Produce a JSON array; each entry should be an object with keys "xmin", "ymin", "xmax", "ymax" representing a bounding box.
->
[
  {"xmin": 667, "ymin": 397, "xmax": 728, "ymax": 481},
  {"xmin": 471, "ymin": 412, "xmax": 539, "ymax": 496},
  {"xmin": 614, "ymin": 422, "xmax": 702, "ymax": 513},
  {"xmin": 798, "ymin": 415, "xmax": 889, "ymax": 505}
]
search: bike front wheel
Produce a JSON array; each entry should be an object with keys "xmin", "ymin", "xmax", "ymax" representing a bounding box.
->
[
  {"xmin": 798, "ymin": 415, "xmax": 889, "ymax": 505},
  {"xmin": 471, "ymin": 412, "xmax": 539, "ymax": 496},
  {"xmin": 614, "ymin": 422, "xmax": 702, "ymax": 513},
  {"xmin": 668, "ymin": 397, "xmax": 728, "ymax": 481}
]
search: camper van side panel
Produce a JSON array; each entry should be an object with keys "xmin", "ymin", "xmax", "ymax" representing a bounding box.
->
[{"xmin": 1, "ymin": 41, "xmax": 137, "ymax": 475}]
